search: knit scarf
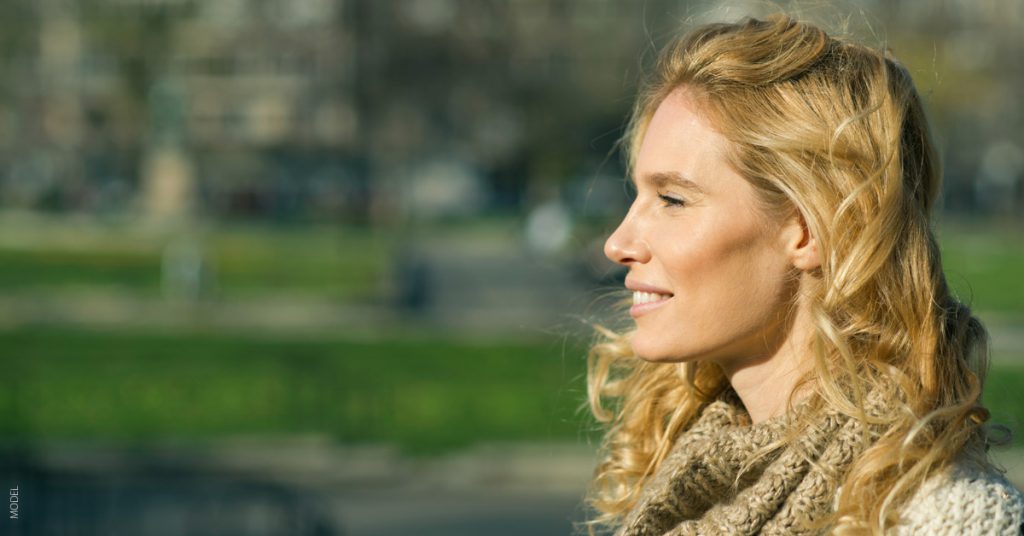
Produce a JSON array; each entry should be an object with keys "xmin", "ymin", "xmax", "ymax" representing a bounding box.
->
[{"xmin": 616, "ymin": 390, "xmax": 872, "ymax": 536}]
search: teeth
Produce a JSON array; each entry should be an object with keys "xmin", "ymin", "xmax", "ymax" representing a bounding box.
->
[{"xmin": 633, "ymin": 291, "xmax": 671, "ymax": 305}]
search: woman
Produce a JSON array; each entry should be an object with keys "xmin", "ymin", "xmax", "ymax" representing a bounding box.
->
[{"xmin": 585, "ymin": 13, "xmax": 1023, "ymax": 535}]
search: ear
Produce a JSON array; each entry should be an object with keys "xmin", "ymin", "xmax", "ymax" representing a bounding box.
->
[{"xmin": 781, "ymin": 211, "xmax": 821, "ymax": 271}]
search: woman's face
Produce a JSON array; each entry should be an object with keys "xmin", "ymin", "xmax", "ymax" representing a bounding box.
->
[{"xmin": 604, "ymin": 88, "xmax": 799, "ymax": 365}]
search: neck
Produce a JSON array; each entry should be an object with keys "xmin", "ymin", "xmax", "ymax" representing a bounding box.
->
[
  {"xmin": 719, "ymin": 296, "xmax": 816, "ymax": 424},
  {"xmin": 724, "ymin": 350, "xmax": 811, "ymax": 423}
]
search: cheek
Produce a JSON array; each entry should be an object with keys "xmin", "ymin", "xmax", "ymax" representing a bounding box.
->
[
  {"xmin": 667, "ymin": 223, "xmax": 790, "ymax": 328},
  {"xmin": 666, "ymin": 223, "xmax": 769, "ymax": 296}
]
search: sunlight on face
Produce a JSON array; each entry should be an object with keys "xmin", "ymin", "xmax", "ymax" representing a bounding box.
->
[{"xmin": 604, "ymin": 88, "xmax": 798, "ymax": 366}]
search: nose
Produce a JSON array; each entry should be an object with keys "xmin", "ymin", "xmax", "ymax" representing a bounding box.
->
[{"xmin": 604, "ymin": 211, "xmax": 650, "ymax": 266}]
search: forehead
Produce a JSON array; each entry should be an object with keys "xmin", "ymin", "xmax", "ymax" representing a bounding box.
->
[{"xmin": 633, "ymin": 89, "xmax": 732, "ymax": 188}]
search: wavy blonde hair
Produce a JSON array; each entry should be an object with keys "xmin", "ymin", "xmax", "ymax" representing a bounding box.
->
[{"xmin": 586, "ymin": 14, "xmax": 994, "ymax": 535}]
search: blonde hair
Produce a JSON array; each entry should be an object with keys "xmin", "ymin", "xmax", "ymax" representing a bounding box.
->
[{"xmin": 586, "ymin": 14, "xmax": 993, "ymax": 535}]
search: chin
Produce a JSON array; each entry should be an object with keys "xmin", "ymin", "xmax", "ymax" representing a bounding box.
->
[
  {"xmin": 636, "ymin": 354, "xmax": 681, "ymax": 363},
  {"xmin": 630, "ymin": 338, "xmax": 689, "ymax": 363}
]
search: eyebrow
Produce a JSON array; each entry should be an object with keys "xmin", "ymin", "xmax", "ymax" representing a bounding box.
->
[{"xmin": 636, "ymin": 171, "xmax": 705, "ymax": 193}]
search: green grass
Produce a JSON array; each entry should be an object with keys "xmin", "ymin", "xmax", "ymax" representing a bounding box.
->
[
  {"xmin": 0, "ymin": 248, "xmax": 159, "ymax": 289},
  {"xmin": 0, "ymin": 224, "xmax": 391, "ymax": 300},
  {"xmin": 0, "ymin": 327, "xmax": 594, "ymax": 454},
  {"xmin": 938, "ymin": 225, "xmax": 1024, "ymax": 315},
  {"xmin": 205, "ymin": 226, "xmax": 390, "ymax": 299},
  {"xmin": 983, "ymin": 359, "xmax": 1024, "ymax": 446}
]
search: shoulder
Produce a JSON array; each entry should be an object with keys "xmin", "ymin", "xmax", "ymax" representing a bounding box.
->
[{"xmin": 895, "ymin": 460, "xmax": 1024, "ymax": 535}]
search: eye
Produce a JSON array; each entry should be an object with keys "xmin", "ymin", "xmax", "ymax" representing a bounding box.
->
[{"xmin": 658, "ymin": 194, "xmax": 686, "ymax": 207}]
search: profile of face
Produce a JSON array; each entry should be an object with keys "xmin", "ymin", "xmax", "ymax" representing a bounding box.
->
[{"xmin": 604, "ymin": 88, "xmax": 814, "ymax": 366}]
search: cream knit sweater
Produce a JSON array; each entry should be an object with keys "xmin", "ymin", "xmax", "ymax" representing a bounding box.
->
[{"xmin": 895, "ymin": 460, "xmax": 1023, "ymax": 535}]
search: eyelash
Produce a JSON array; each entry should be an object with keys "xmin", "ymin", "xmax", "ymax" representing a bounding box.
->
[{"xmin": 658, "ymin": 194, "xmax": 686, "ymax": 207}]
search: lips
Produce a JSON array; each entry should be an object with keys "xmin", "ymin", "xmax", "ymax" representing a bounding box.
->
[
  {"xmin": 625, "ymin": 279, "xmax": 673, "ymax": 298},
  {"xmin": 626, "ymin": 279, "xmax": 673, "ymax": 317}
]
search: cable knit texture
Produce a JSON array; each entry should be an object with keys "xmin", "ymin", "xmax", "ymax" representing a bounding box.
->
[
  {"xmin": 614, "ymin": 389, "xmax": 1024, "ymax": 535},
  {"xmin": 896, "ymin": 460, "xmax": 1024, "ymax": 535}
]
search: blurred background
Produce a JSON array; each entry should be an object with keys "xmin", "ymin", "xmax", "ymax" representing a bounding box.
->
[{"xmin": 0, "ymin": 0, "xmax": 1020, "ymax": 534}]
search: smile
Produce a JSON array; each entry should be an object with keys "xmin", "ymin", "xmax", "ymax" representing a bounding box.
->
[
  {"xmin": 630, "ymin": 291, "xmax": 672, "ymax": 317},
  {"xmin": 633, "ymin": 291, "xmax": 672, "ymax": 305}
]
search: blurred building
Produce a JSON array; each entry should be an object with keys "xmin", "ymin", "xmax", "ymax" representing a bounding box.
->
[{"xmin": 0, "ymin": 0, "xmax": 1020, "ymax": 223}]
